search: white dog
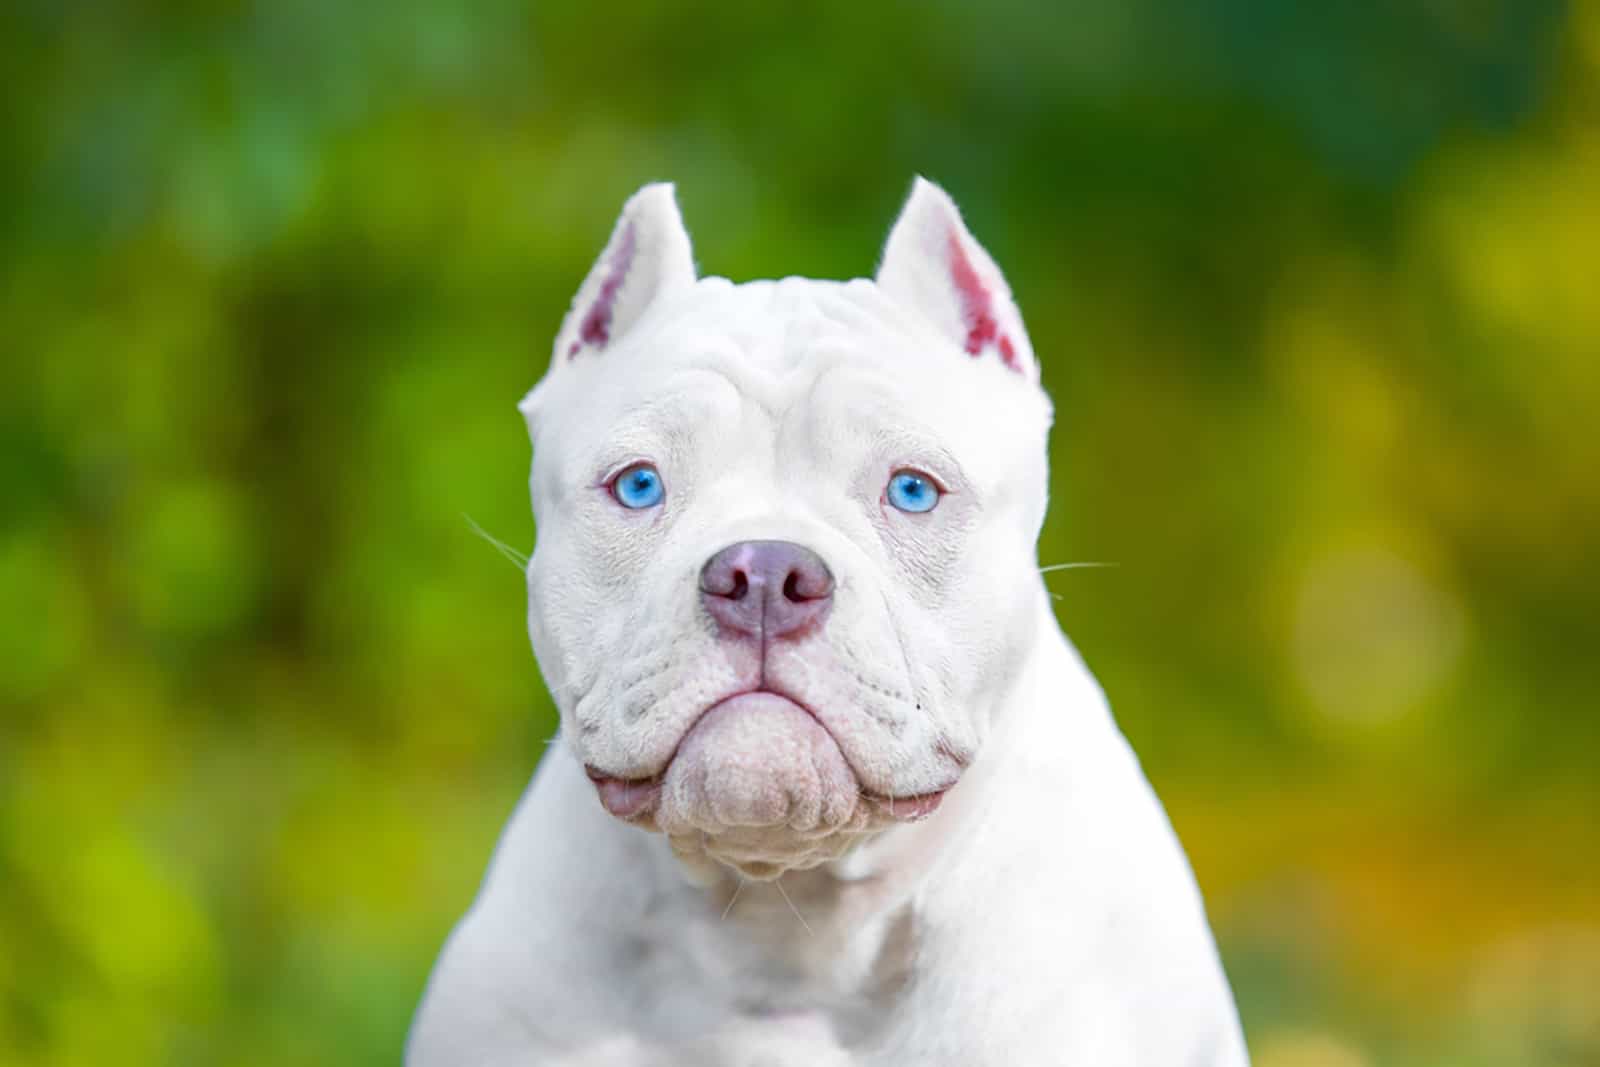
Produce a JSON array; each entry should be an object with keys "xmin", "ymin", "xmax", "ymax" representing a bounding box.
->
[{"xmin": 408, "ymin": 179, "xmax": 1250, "ymax": 1065}]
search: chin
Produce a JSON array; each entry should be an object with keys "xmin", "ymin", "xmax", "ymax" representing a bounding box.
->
[{"xmin": 582, "ymin": 691, "xmax": 952, "ymax": 881}]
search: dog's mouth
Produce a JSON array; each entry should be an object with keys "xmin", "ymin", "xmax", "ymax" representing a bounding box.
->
[{"xmin": 583, "ymin": 688, "xmax": 950, "ymax": 830}]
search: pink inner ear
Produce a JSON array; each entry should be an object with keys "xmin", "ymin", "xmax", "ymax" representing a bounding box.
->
[
  {"xmin": 947, "ymin": 230, "xmax": 1022, "ymax": 373},
  {"xmin": 569, "ymin": 221, "xmax": 638, "ymax": 358}
]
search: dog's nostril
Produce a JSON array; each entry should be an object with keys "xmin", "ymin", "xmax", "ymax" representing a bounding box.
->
[
  {"xmin": 782, "ymin": 571, "xmax": 822, "ymax": 603},
  {"xmin": 783, "ymin": 567, "xmax": 833, "ymax": 602},
  {"xmin": 728, "ymin": 571, "xmax": 749, "ymax": 601}
]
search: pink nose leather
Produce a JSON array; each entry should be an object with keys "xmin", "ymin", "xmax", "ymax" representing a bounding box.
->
[{"xmin": 699, "ymin": 540, "xmax": 834, "ymax": 640}]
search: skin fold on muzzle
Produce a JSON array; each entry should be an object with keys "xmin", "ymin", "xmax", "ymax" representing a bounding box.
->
[{"xmin": 584, "ymin": 538, "xmax": 947, "ymax": 870}]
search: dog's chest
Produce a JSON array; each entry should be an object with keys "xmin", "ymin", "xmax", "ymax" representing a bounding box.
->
[{"xmin": 620, "ymin": 875, "xmax": 916, "ymax": 1043}]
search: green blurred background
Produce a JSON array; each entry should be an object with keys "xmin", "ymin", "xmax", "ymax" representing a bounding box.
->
[{"xmin": 3, "ymin": 2, "xmax": 1598, "ymax": 1064}]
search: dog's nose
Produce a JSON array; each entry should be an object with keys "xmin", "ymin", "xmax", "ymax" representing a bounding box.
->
[{"xmin": 699, "ymin": 540, "xmax": 834, "ymax": 640}]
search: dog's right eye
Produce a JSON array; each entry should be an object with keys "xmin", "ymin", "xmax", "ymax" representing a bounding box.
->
[{"xmin": 610, "ymin": 463, "xmax": 665, "ymax": 509}]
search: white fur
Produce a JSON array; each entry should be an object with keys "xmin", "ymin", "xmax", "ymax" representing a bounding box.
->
[{"xmin": 409, "ymin": 180, "xmax": 1249, "ymax": 1065}]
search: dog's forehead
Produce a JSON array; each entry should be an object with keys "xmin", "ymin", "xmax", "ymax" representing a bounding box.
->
[
  {"xmin": 642, "ymin": 276, "xmax": 914, "ymax": 378},
  {"xmin": 531, "ymin": 271, "xmax": 1052, "ymax": 480},
  {"xmin": 616, "ymin": 274, "xmax": 1038, "ymax": 417}
]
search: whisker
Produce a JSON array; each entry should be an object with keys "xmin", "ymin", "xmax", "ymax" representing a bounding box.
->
[
  {"xmin": 464, "ymin": 513, "xmax": 530, "ymax": 570},
  {"xmin": 1038, "ymin": 561, "xmax": 1119, "ymax": 574},
  {"xmin": 720, "ymin": 876, "xmax": 746, "ymax": 921},
  {"xmin": 772, "ymin": 878, "xmax": 812, "ymax": 936}
]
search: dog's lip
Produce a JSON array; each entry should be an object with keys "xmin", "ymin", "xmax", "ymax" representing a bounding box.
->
[
  {"xmin": 582, "ymin": 687, "xmax": 800, "ymax": 790},
  {"xmin": 584, "ymin": 770, "xmax": 661, "ymax": 820},
  {"xmin": 583, "ymin": 687, "xmax": 958, "ymax": 823},
  {"xmin": 858, "ymin": 787, "xmax": 947, "ymax": 821},
  {"xmin": 583, "ymin": 688, "xmax": 799, "ymax": 821},
  {"xmin": 585, "ymin": 687, "xmax": 805, "ymax": 777}
]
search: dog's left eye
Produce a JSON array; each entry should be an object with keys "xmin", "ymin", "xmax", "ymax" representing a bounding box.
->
[
  {"xmin": 611, "ymin": 463, "xmax": 664, "ymax": 509},
  {"xmin": 886, "ymin": 469, "xmax": 940, "ymax": 513}
]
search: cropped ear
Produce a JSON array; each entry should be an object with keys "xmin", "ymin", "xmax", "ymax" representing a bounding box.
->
[
  {"xmin": 552, "ymin": 182, "xmax": 697, "ymax": 363},
  {"xmin": 875, "ymin": 177, "xmax": 1036, "ymax": 379}
]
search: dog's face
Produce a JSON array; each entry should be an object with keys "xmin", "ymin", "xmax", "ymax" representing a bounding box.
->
[{"xmin": 520, "ymin": 180, "xmax": 1052, "ymax": 881}]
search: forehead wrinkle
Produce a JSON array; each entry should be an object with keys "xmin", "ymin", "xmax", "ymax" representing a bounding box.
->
[
  {"xmin": 796, "ymin": 363, "xmax": 972, "ymax": 487},
  {"xmin": 647, "ymin": 279, "xmax": 881, "ymax": 415},
  {"xmin": 682, "ymin": 345, "xmax": 862, "ymax": 423},
  {"xmin": 609, "ymin": 366, "xmax": 737, "ymax": 428},
  {"xmin": 796, "ymin": 359, "xmax": 905, "ymax": 426},
  {"xmin": 579, "ymin": 366, "xmax": 739, "ymax": 473}
]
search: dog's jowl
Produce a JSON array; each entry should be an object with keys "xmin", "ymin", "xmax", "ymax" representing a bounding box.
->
[{"xmin": 408, "ymin": 180, "xmax": 1250, "ymax": 1066}]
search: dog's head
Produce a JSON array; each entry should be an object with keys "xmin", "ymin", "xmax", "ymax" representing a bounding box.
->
[{"xmin": 520, "ymin": 180, "xmax": 1052, "ymax": 881}]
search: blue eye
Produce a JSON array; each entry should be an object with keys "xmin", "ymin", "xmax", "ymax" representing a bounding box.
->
[
  {"xmin": 611, "ymin": 463, "xmax": 664, "ymax": 509},
  {"xmin": 886, "ymin": 469, "xmax": 940, "ymax": 513}
]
